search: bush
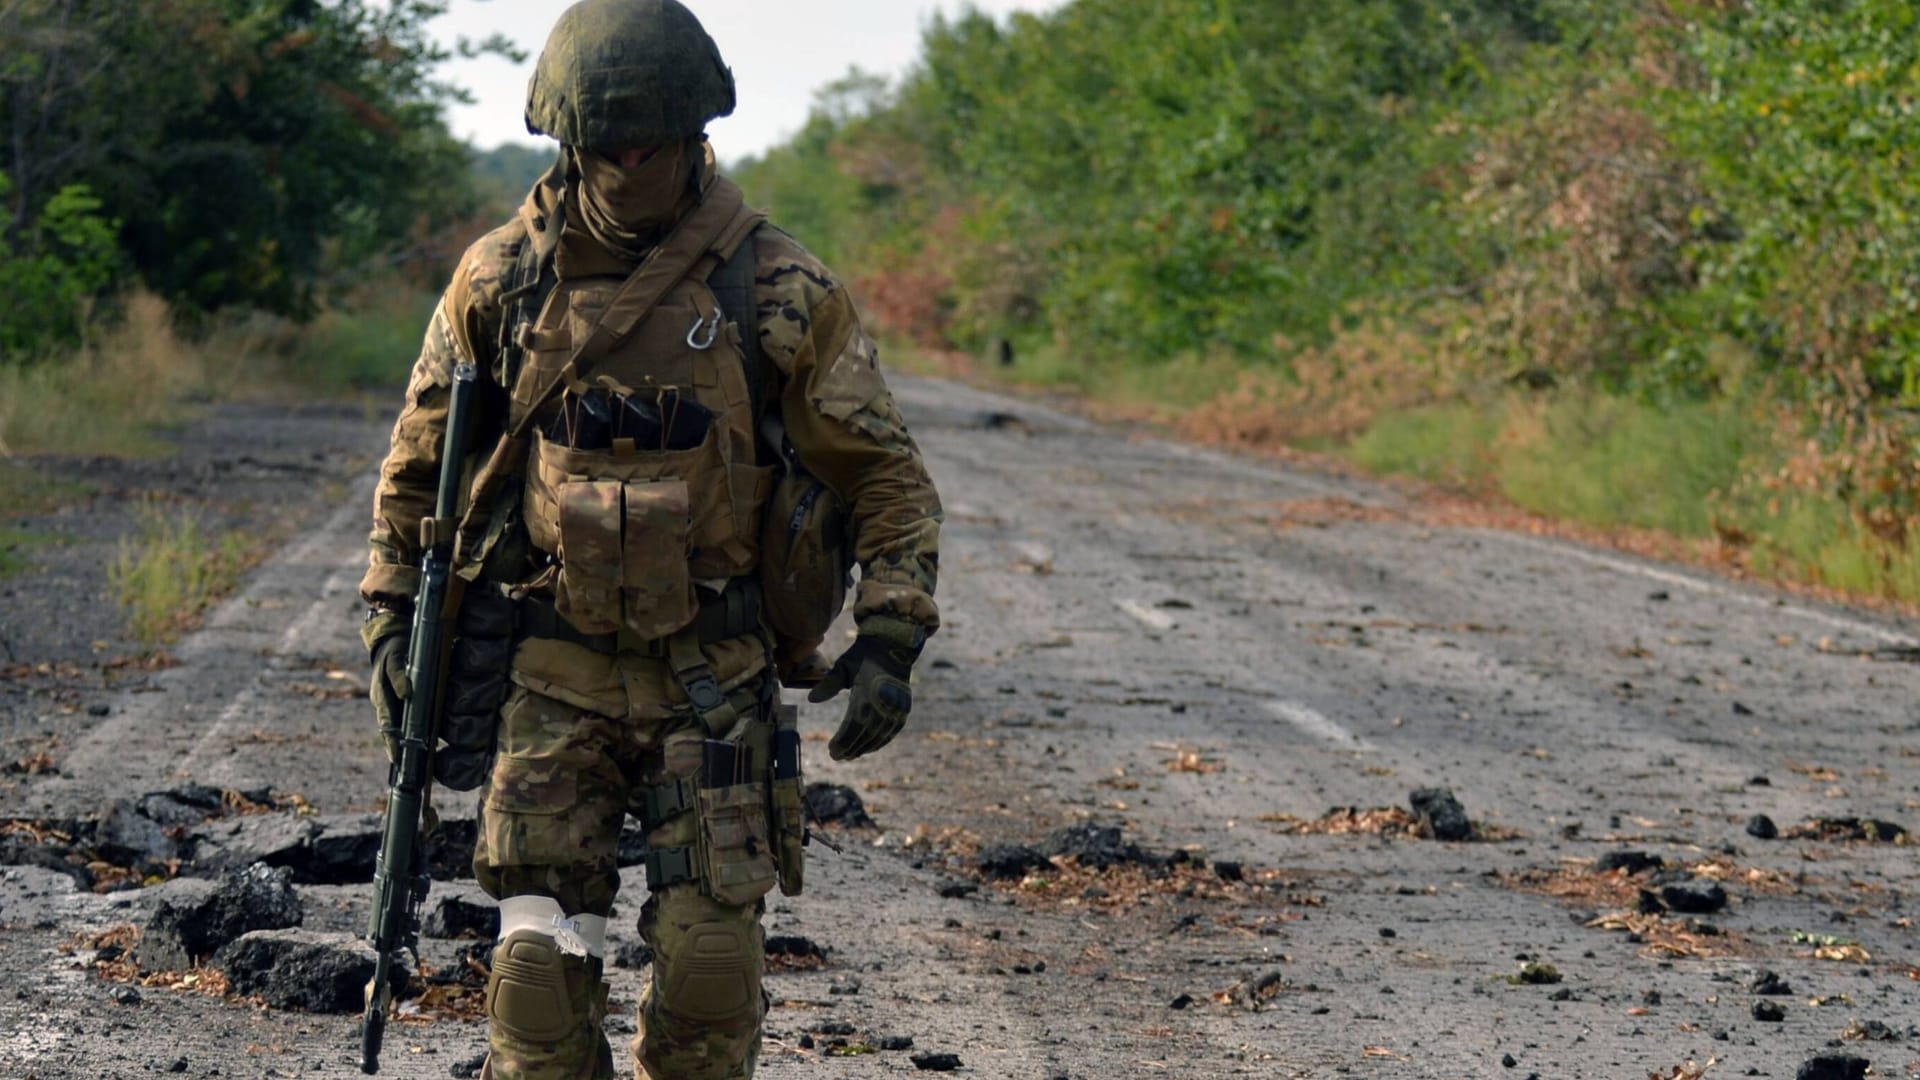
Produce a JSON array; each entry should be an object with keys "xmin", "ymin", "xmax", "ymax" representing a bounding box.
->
[{"xmin": 0, "ymin": 170, "xmax": 121, "ymax": 358}]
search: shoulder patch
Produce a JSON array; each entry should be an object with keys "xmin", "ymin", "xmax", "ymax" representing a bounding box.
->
[
  {"xmin": 454, "ymin": 220, "xmax": 529, "ymax": 319},
  {"xmin": 753, "ymin": 225, "xmax": 841, "ymax": 375}
]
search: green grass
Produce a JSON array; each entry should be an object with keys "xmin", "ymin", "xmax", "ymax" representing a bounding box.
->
[
  {"xmin": 279, "ymin": 288, "xmax": 436, "ymax": 392},
  {"xmin": 1345, "ymin": 388, "xmax": 1920, "ymax": 603},
  {"xmin": 1348, "ymin": 404, "xmax": 1503, "ymax": 488},
  {"xmin": 108, "ymin": 502, "xmax": 255, "ymax": 644},
  {"xmin": 1350, "ymin": 394, "xmax": 1770, "ymax": 539},
  {"xmin": 0, "ymin": 460, "xmax": 91, "ymax": 514},
  {"xmin": 0, "ymin": 526, "xmax": 60, "ymax": 579},
  {"xmin": 1492, "ymin": 396, "xmax": 1770, "ymax": 539}
]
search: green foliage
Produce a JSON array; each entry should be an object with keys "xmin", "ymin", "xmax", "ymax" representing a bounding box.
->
[
  {"xmin": 737, "ymin": 0, "xmax": 1597, "ymax": 362},
  {"xmin": 0, "ymin": 169, "xmax": 121, "ymax": 356},
  {"xmin": 1663, "ymin": 0, "xmax": 1920, "ymax": 398},
  {"xmin": 282, "ymin": 285, "xmax": 438, "ymax": 391},
  {"xmin": 472, "ymin": 143, "xmax": 559, "ymax": 215},
  {"xmin": 741, "ymin": 1, "xmax": 1920, "ymax": 600},
  {"xmin": 0, "ymin": 0, "xmax": 492, "ymax": 332}
]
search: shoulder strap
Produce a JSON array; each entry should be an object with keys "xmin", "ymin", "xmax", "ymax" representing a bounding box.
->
[
  {"xmin": 708, "ymin": 232, "xmax": 767, "ymax": 433},
  {"xmin": 509, "ymin": 178, "xmax": 762, "ymax": 439},
  {"xmin": 498, "ymin": 218, "xmax": 561, "ymax": 395}
]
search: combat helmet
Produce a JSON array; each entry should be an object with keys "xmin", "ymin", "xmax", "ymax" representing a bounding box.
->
[{"xmin": 525, "ymin": 0, "xmax": 736, "ymax": 150}]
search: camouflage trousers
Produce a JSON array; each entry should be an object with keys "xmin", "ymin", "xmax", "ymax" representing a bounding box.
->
[{"xmin": 474, "ymin": 674, "xmax": 769, "ymax": 1080}]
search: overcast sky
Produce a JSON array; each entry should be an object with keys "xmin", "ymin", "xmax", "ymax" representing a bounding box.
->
[{"xmin": 432, "ymin": 0, "xmax": 1063, "ymax": 159}]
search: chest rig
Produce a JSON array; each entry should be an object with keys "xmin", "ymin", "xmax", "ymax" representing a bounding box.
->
[{"xmin": 502, "ymin": 178, "xmax": 769, "ymax": 647}]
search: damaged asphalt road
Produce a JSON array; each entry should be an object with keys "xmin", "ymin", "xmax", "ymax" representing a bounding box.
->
[{"xmin": 2, "ymin": 374, "xmax": 1917, "ymax": 1078}]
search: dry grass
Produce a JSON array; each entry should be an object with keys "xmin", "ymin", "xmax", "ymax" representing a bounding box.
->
[
  {"xmin": 0, "ymin": 292, "xmax": 223, "ymax": 458},
  {"xmin": 108, "ymin": 500, "xmax": 262, "ymax": 645},
  {"xmin": 993, "ymin": 856, "xmax": 1312, "ymax": 915},
  {"xmin": 1499, "ymin": 865, "xmax": 1646, "ymax": 909},
  {"xmin": 1587, "ymin": 911, "xmax": 1748, "ymax": 959}
]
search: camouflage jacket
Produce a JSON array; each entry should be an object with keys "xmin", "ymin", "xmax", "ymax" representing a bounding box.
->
[{"xmin": 359, "ymin": 166, "xmax": 942, "ymax": 655}]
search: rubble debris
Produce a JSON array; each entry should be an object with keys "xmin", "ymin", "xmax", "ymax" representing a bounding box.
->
[
  {"xmin": 217, "ymin": 929, "xmax": 402, "ymax": 1014},
  {"xmin": 765, "ymin": 934, "xmax": 829, "ymax": 970},
  {"xmin": 1751, "ymin": 1000, "xmax": 1785, "ymax": 1022},
  {"xmin": 812, "ymin": 1021, "xmax": 857, "ymax": 1036},
  {"xmin": 976, "ymin": 844, "xmax": 1050, "ymax": 880},
  {"xmin": 135, "ymin": 786, "xmax": 227, "ymax": 830},
  {"xmin": 616, "ymin": 822, "xmax": 647, "ymax": 868},
  {"xmin": 1408, "ymin": 788, "xmax": 1472, "ymax": 841},
  {"xmin": 1168, "ymin": 993, "xmax": 1195, "ymax": 1010},
  {"xmin": 1794, "ymin": 1055, "xmax": 1869, "ymax": 1080},
  {"xmin": 1587, "ymin": 912, "xmax": 1742, "ymax": 959},
  {"xmin": 423, "ymin": 818, "xmax": 479, "ymax": 880},
  {"xmin": 1784, "ymin": 818, "xmax": 1910, "ymax": 844},
  {"xmin": 186, "ymin": 815, "xmax": 320, "ymax": 878},
  {"xmin": 1595, "ymin": 851, "xmax": 1662, "ymax": 876},
  {"xmin": 613, "ymin": 942, "xmax": 653, "ymax": 970},
  {"xmin": 1265, "ymin": 807, "xmax": 1417, "ymax": 837},
  {"xmin": 1658, "ymin": 880, "xmax": 1728, "ymax": 915},
  {"xmin": 192, "ymin": 810, "xmax": 391, "ymax": 880},
  {"xmin": 1745, "ymin": 815, "xmax": 1779, "ymax": 840},
  {"xmin": 421, "ymin": 894, "xmax": 499, "ymax": 940},
  {"xmin": 0, "ymin": 825, "xmax": 94, "ymax": 889},
  {"xmin": 1840, "ymin": 1019, "xmax": 1900, "ymax": 1042},
  {"xmin": 95, "ymin": 799, "xmax": 178, "ymax": 870},
  {"xmin": 1214, "ymin": 860, "xmax": 1244, "ymax": 882},
  {"xmin": 1511, "ymin": 962, "xmax": 1562, "ymax": 986},
  {"xmin": 1217, "ymin": 971, "xmax": 1287, "ymax": 1011},
  {"xmin": 1751, "ymin": 970, "xmax": 1793, "ymax": 996},
  {"xmin": 877, "ymin": 1035, "xmax": 914, "ymax": 1051},
  {"xmin": 804, "ymin": 784, "xmax": 874, "ymax": 828},
  {"xmin": 140, "ymin": 864, "xmax": 302, "ymax": 971},
  {"xmin": 437, "ymin": 942, "xmax": 492, "ymax": 988},
  {"xmin": 937, "ymin": 880, "xmax": 979, "ymax": 899},
  {"xmin": 449, "ymin": 1053, "xmax": 488, "ymax": 1079},
  {"xmin": 911, "ymin": 1052, "xmax": 962, "ymax": 1072},
  {"xmin": 1043, "ymin": 822, "xmax": 1160, "ymax": 869}
]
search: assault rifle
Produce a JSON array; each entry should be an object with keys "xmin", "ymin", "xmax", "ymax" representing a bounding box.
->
[{"xmin": 359, "ymin": 361, "xmax": 479, "ymax": 1074}]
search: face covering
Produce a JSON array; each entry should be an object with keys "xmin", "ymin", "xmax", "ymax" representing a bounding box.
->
[{"xmin": 572, "ymin": 139, "xmax": 695, "ymax": 260}]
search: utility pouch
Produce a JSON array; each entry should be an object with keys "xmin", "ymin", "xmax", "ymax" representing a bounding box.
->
[
  {"xmin": 435, "ymin": 586, "xmax": 516, "ymax": 792},
  {"xmin": 620, "ymin": 480, "xmax": 697, "ymax": 639},
  {"xmin": 693, "ymin": 738, "xmax": 778, "ymax": 906},
  {"xmin": 759, "ymin": 469, "xmax": 852, "ymax": 648},
  {"xmin": 768, "ymin": 704, "xmax": 805, "ymax": 897},
  {"xmin": 552, "ymin": 479, "xmax": 625, "ymax": 634}
]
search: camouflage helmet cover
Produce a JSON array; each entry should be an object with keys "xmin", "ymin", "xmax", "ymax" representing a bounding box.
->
[{"xmin": 525, "ymin": 0, "xmax": 737, "ymax": 149}]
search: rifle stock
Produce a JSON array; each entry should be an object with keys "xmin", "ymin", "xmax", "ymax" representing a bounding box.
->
[{"xmin": 360, "ymin": 361, "xmax": 479, "ymax": 1074}]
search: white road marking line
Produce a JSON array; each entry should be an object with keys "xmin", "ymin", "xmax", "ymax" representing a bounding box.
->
[
  {"xmin": 179, "ymin": 560, "xmax": 362, "ymax": 784},
  {"xmin": 1500, "ymin": 533, "xmax": 1920, "ymax": 648},
  {"xmin": 1263, "ymin": 700, "xmax": 1377, "ymax": 752},
  {"xmin": 1115, "ymin": 598, "xmax": 1177, "ymax": 632},
  {"xmin": 177, "ymin": 478, "xmax": 373, "ymax": 781}
]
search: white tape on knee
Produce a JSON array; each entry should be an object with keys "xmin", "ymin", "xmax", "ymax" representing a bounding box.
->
[{"xmin": 497, "ymin": 895, "xmax": 608, "ymax": 959}]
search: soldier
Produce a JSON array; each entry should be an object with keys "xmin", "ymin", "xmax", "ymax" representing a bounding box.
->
[{"xmin": 358, "ymin": 2, "xmax": 942, "ymax": 1077}]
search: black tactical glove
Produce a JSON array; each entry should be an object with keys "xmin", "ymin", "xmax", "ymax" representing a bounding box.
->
[
  {"xmin": 807, "ymin": 616, "xmax": 928, "ymax": 761},
  {"xmin": 367, "ymin": 620, "xmax": 411, "ymax": 763}
]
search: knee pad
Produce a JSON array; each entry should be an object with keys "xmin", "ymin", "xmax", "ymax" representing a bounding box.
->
[
  {"xmin": 653, "ymin": 912, "xmax": 761, "ymax": 1026},
  {"xmin": 487, "ymin": 897, "xmax": 610, "ymax": 1045},
  {"xmin": 487, "ymin": 930, "xmax": 576, "ymax": 1044}
]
